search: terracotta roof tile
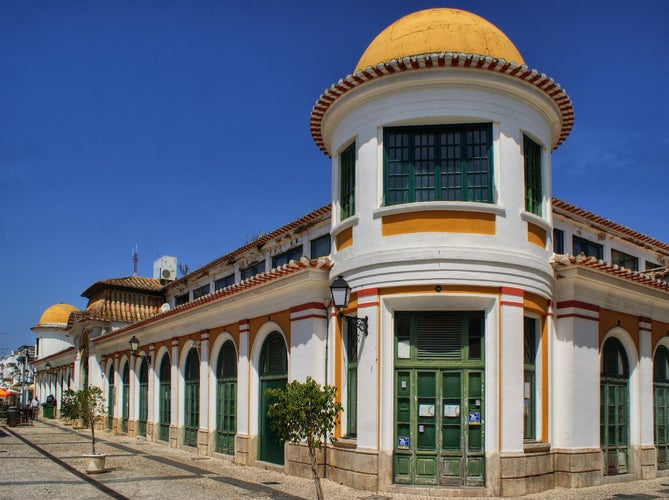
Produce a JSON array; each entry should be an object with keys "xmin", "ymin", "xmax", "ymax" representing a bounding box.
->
[
  {"xmin": 81, "ymin": 276, "xmax": 163, "ymax": 298},
  {"xmin": 95, "ymin": 256, "xmax": 332, "ymax": 344}
]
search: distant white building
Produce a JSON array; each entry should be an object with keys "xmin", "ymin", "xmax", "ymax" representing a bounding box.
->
[{"xmin": 32, "ymin": 8, "xmax": 669, "ymax": 497}]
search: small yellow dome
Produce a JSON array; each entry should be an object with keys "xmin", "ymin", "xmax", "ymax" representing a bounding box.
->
[
  {"xmin": 38, "ymin": 303, "xmax": 78, "ymax": 325},
  {"xmin": 355, "ymin": 8, "xmax": 524, "ymax": 72}
]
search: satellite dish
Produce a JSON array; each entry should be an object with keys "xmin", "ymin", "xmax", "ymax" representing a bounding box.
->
[{"xmin": 160, "ymin": 303, "xmax": 171, "ymax": 312}]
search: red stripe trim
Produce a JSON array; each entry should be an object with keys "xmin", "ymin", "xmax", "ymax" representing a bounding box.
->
[
  {"xmin": 556, "ymin": 300, "xmax": 599, "ymax": 312},
  {"xmin": 290, "ymin": 302, "xmax": 327, "ymax": 314},
  {"xmin": 291, "ymin": 313, "xmax": 327, "ymax": 321},
  {"xmin": 501, "ymin": 287, "xmax": 524, "ymax": 297},
  {"xmin": 557, "ymin": 313, "xmax": 599, "ymax": 321},
  {"xmin": 500, "ymin": 300, "xmax": 523, "ymax": 307},
  {"xmin": 358, "ymin": 300, "xmax": 379, "ymax": 308},
  {"xmin": 357, "ymin": 288, "xmax": 379, "ymax": 298}
]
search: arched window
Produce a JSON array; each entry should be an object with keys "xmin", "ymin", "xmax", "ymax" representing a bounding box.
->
[
  {"xmin": 601, "ymin": 337, "xmax": 629, "ymax": 476},
  {"xmin": 121, "ymin": 363, "xmax": 129, "ymax": 433},
  {"xmin": 107, "ymin": 365, "xmax": 115, "ymax": 430},
  {"xmin": 184, "ymin": 348, "xmax": 200, "ymax": 447},
  {"xmin": 655, "ymin": 346, "xmax": 669, "ymax": 470},
  {"xmin": 158, "ymin": 355, "xmax": 171, "ymax": 442},
  {"xmin": 258, "ymin": 332, "xmax": 287, "ymax": 464},
  {"xmin": 216, "ymin": 341, "xmax": 237, "ymax": 454},
  {"xmin": 138, "ymin": 359, "xmax": 149, "ymax": 437}
]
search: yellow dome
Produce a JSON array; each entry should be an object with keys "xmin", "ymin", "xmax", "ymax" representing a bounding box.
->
[
  {"xmin": 355, "ymin": 8, "xmax": 524, "ymax": 72},
  {"xmin": 38, "ymin": 303, "xmax": 78, "ymax": 325}
]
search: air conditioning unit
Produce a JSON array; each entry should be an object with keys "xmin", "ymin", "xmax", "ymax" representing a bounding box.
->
[{"xmin": 153, "ymin": 256, "xmax": 177, "ymax": 283}]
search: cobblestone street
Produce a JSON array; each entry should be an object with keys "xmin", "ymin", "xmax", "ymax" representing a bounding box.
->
[{"xmin": 1, "ymin": 420, "xmax": 668, "ymax": 500}]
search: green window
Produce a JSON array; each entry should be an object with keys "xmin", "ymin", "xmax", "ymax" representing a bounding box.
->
[
  {"xmin": 216, "ymin": 341, "xmax": 237, "ymax": 455},
  {"xmin": 523, "ymin": 136, "xmax": 542, "ymax": 215},
  {"xmin": 611, "ymin": 249, "xmax": 638, "ymax": 271},
  {"xmin": 601, "ymin": 337, "xmax": 629, "ymax": 475},
  {"xmin": 214, "ymin": 274, "xmax": 235, "ymax": 291},
  {"xmin": 523, "ymin": 317, "xmax": 538, "ymax": 440},
  {"xmin": 158, "ymin": 355, "xmax": 171, "ymax": 442},
  {"xmin": 121, "ymin": 364, "xmax": 129, "ymax": 433},
  {"xmin": 310, "ymin": 234, "xmax": 331, "ymax": 258},
  {"xmin": 654, "ymin": 346, "xmax": 669, "ymax": 470},
  {"xmin": 340, "ymin": 142, "xmax": 356, "ymax": 219},
  {"xmin": 573, "ymin": 235, "xmax": 603, "ymax": 260},
  {"xmin": 184, "ymin": 347, "xmax": 200, "ymax": 447},
  {"xmin": 384, "ymin": 124, "xmax": 493, "ymax": 206},
  {"xmin": 241, "ymin": 261, "xmax": 265, "ymax": 280},
  {"xmin": 192, "ymin": 284, "xmax": 210, "ymax": 300},
  {"xmin": 272, "ymin": 245, "xmax": 303, "ymax": 268},
  {"xmin": 553, "ymin": 228, "xmax": 564, "ymax": 254},
  {"xmin": 175, "ymin": 293, "xmax": 189, "ymax": 306},
  {"xmin": 138, "ymin": 359, "xmax": 149, "ymax": 437},
  {"xmin": 345, "ymin": 321, "xmax": 358, "ymax": 437},
  {"xmin": 646, "ymin": 261, "xmax": 662, "ymax": 270},
  {"xmin": 107, "ymin": 367, "xmax": 115, "ymax": 430}
]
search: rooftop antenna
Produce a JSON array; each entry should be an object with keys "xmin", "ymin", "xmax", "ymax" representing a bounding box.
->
[{"xmin": 132, "ymin": 244, "xmax": 138, "ymax": 276}]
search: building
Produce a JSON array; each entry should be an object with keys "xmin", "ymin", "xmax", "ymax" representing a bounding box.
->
[{"xmin": 31, "ymin": 8, "xmax": 669, "ymax": 497}]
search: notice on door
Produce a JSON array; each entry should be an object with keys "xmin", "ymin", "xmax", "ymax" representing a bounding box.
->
[
  {"xmin": 468, "ymin": 411, "xmax": 481, "ymax": 424},
  {"xmin": 397, "ymin": 436, "xmax": 410, "ymax": 449},
  {"xmin": 444, "ymin": 404, "xmax": 460, "ymax": 417},
  {"xmin": 419, "ymin": 404, "xmax": 435, "ymax": 417}
]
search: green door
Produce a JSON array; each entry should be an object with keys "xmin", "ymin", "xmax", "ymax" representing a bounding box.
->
[
  {"xmin": 394, "ymin": 311, "xmax": 485, "ymax": 486},
  {"xmin": 158, "ymin": 355, "xmax": 171, "ymax": 442},
  {"xmin": 121, "ymin": 364, "xmax": 129, "ymax": 433},
  {"xmin": 138, "ymin": 359, "xmax": 149, "ymax": 437},
  {"xmin": 107, "ymin": 367, "xmax": 114, "ymax": 430},
  {"xmin": 655, "ymin": 346, "xmax": 669, "ymax": 469},
  {"xmin": 258, "ymin": 332, "xmax": 287, "ymax": 464},
  {"xmin": 184, "ymin": 348, "xmax": 200, "ymax": 447},
  {"xmin": 216, "ymin": 341, "xmax": 237, "ymax": 454},
  {"xmin": 601, "ymin": 337, "xmax": 629, "ymax": 475}
]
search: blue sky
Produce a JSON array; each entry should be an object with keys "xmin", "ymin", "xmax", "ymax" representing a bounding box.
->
[{"xmin": 1, "ymin": 0, "xmax": 667, "ymax": 352}]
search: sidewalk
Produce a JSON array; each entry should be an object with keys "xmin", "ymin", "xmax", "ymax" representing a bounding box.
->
[{"xmin": 1, "ymin": 419, "xmax": 668, "ymax": 499}]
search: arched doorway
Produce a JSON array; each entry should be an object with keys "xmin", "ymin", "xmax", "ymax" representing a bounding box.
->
[
  {"xmin": 121, "ymin": 363, "xmax": 129, "ymax": 433},
  {"xmin": 138, "ymin": 358, "xmax": 149, "ymax": 437},
  {"xmin": 655, "ymin": 345, "xmax": 669, "ymax": 470},
  {"xmin": 601, "ymin": 337, "xmax": 629, "ymax": 475},
  {"xmin": 107, "ymin": 365, "xmax": 115, "ymax": 430},
  {"xmin": 216, "ymin": 340, "xmax": 237, "ymax": 454},
  {"xmin": 258, "ymin": 332, "xmax": 287, "ymax": 464},
  {"xmin": 184, "ymin": 348, "xmax": 200, "ymax": 447},
  {"xmin": 158, "ymin": 355, "xmax": 171, "ymax": 442}
]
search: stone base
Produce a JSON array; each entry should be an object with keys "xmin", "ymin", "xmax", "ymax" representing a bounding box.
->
[
  {"xmin": 553, "ymin": 448, "xmax": 603, "ymax": 488},
  {"xmin": 327, "ymin": 441, "xmax": 380, "ymax": 491},
  {"xmin": 169, "ymin": 425, "xmax": 179, "ymax": 448},
  {"xmin": 197, "ymin": 429, "xmax": 210, "ymax": 455},
  {"xmin": 146, "ymin": 422, "xmax": 154, "ymax": 442},
  {"xmin": 499, "ymin": 445, "xmax": 554, "ymax": 497},
  {"xmin": 235, "ymin": 434, "xmax": 256, "ymax": 465},
  {"xmin": 128, "ymin": 419, "xmax": 137, "ymax": 436}
]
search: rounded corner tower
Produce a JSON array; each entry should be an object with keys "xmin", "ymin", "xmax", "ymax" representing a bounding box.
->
[{"xmin": 311, "ymin": 8, "xmax": 574, "ymax": 493}]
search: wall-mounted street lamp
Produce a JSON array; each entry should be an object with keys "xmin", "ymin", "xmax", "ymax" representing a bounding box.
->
[
  {"xmin": 329, "ymin": 275, "xmax": 368, "ymax": 337},
  {"xmin": 44, "ymin": 362, "xmax": 52, "ymax": 372},
  {"xmin": 128, "ymin": 336, "xmax": 151, "ymax": 361}
]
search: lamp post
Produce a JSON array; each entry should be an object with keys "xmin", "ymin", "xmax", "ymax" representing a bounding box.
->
[{"xmin": 329, "ymin": 275, "xmax": 368, "ymax": 337}]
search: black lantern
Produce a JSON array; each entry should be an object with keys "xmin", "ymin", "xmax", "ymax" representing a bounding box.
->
[
  {"xmin": 44, "ymin": 362, "xmax": 52, "ymax": 372},
  {"xmin": 128, "ymin": 336, "xmax": 150, "ymax": 361},
  {"xmin": 329, "ymin": 275, "xmax": 368, "ymax": 336}
]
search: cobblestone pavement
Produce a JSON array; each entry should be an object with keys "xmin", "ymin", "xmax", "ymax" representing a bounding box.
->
[{"xmin": 1, "ymin": 419, "xmax": 668, "ymax": 499}]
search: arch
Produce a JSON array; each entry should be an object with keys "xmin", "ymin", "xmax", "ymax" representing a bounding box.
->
[
  {"xmin": 215, "ymin": 338, "xmax": 238, "ymax": 454},
  {"xmin": 157, "ymin": 351, "xmax": 171, "ymax": 442},
  {"xmin": 79, "ymin": 332, "xmax": 90, "ymax": 388},
  {"xmin": 183, "ymin": 347, "xmax": 200, "ymax": 447},
  {"xmin": 257, "ymin": 330, "xmax": 288, "ymax": 464},
  {"xmin": 249, "ymin": 321, "xmax": 290, "ymax": 438},
  {"xmin": 600, "ymin": 329, "xmax": 637, "ymax": 476}
]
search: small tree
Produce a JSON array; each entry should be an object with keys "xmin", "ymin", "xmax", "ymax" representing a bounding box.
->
[
  {"xmin": 77, "ymin": 386, "xmax": 106, "ymax": 455},
  {"xmin": 265, "ymin": 377, "xmax": 343, "ymax": 500}
]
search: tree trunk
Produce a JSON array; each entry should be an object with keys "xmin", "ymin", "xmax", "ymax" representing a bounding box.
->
[{"xmin": 307, "ymin": 442, "xmax": 324, "ymax": 500}]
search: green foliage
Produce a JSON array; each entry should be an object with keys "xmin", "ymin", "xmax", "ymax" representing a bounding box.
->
[
  {"xmin": 265, "ymin": 376, "xmax": 343, "ymax": 449},
  {"xmin": 60, "ymin": 389, "xmax": 81, "ymax": 420},
  {"xmin": 73, "ymin": 386, "xmax": 106, "ymax": 455},
  {"xmin": 265, "ymin": 377, "xmax": 343, "ymax": 500}
]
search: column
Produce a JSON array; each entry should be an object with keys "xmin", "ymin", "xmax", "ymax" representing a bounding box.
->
[
  {"xmin": 638, "ymin": 317, "xmax": 656, "ymax": 478},
  {"xmin": 198, "ymin": 330, "xmax": 210, "ymax": 454},
  {"xmin": 236, "ymin": 320, "xmax": 250, "ymax": 464},
  {"xmin": 170, "ymin": 338, "xmax": 179, "ymax": 448}
]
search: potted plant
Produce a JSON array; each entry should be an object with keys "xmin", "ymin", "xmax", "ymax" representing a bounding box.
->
[{"xmin": 77, "ymin": 386, "xmax": 107, "ymax": 474}]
